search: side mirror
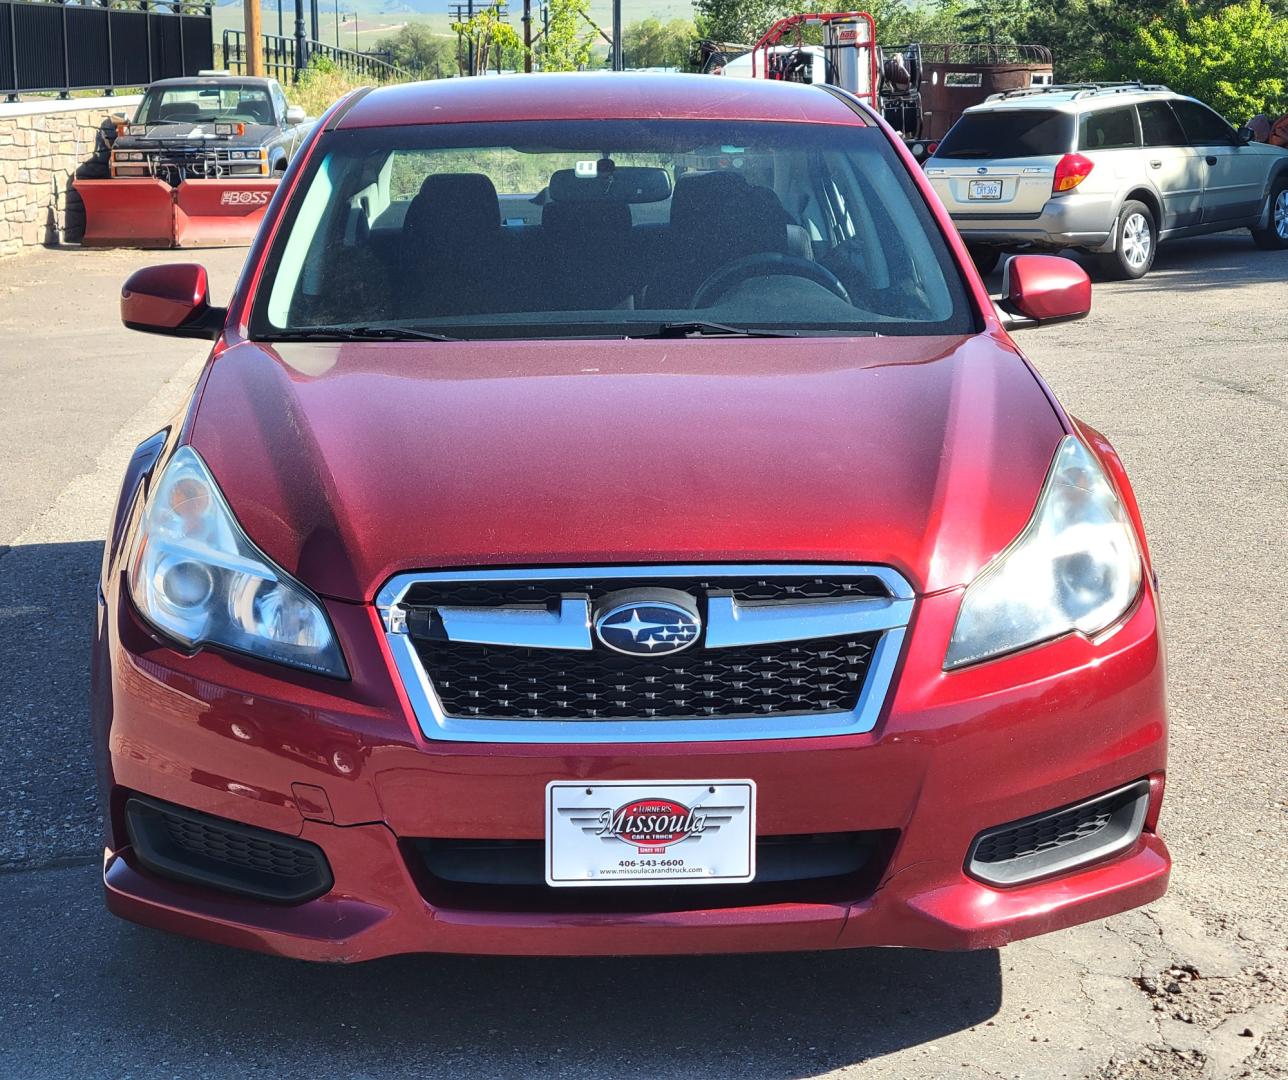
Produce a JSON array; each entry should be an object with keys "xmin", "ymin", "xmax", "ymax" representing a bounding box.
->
[
  {"xmin": 996, "ymin": 254, "xmax": 1091, "ymax": 331},
  {"xmin": 121, "ymin": 264, "xmax": 226, "ymax": 339},
  {"xmin": 285, "ymin": 105, "xmax": 306, "ymax": 126},
  {"xmin": 1235, "ymin": 125, "xmax": 1255, "ymax": 144}
]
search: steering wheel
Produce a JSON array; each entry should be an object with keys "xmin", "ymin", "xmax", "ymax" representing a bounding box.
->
[{"xmin": 691, "ymin": 252, "xmax": 852, "ymax": 309}]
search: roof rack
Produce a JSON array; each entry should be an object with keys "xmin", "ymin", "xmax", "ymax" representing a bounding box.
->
[{"xmin": 986, "ymin": 81, "xmax": 1172, "ymax": 102}]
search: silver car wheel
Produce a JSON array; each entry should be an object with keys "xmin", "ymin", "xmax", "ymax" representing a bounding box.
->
[
  {"xmin": 1275, "ymin": 189, "xmax": 1288, "ymax": 241},
  {"xmin": 1122, "ymin": 212, "xmax": 1152, "ymax": 269}
]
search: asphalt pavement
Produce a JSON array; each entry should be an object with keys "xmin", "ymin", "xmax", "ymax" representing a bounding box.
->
[{"xmin": 0, "ymin": 236, "xmax": 1284, "ymax": 1079}]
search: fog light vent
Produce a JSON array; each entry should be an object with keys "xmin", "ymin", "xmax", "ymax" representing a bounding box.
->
[
  {"xmin": 967, "ymin": 779, "xmax": 1150, "ymax": 886},
  {"xmin": 125, "ymin": 795, "xmax": 332, "ymax": 904}
]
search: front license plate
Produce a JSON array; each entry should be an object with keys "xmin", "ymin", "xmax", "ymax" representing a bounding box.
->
[
  {"xmin": 968, "ymin": 179, "xmax": 1003, "ymax": 200},
  {"xmin": 546, "ymin": 780, "xmax": 756, "ymax": 887}
]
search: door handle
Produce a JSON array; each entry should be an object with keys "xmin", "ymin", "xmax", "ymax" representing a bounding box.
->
[
  {"xmin": 1149, "ymin": 159, "xmax": 1162, "ymax": 168},
  {"xmin": 1205, "ymin": 155, "xmax": 1218, "ymax": 166}
]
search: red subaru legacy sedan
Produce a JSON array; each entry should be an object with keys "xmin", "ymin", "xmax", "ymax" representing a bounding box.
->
[{"xmin": 93, "ymin": 73, "xmax": 1169, "ymax": 960}]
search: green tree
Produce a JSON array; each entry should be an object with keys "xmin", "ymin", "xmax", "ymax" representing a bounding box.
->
[
  {"xmin": 541, "ymin": 0, "xmax": 597, "ymax": 71},
  {"xmin": 1118, "ymin": 0, "xmax": 1288, "ymax": 120},
  {"xmin": 452, "ymin": 2, "xmax": 529, "ymax": 74},
  {"xmin": 861, "ymin": 0, "xmax": 966, "ymax": 45},
  {"xmin": 692, "ymin": 0, "xmax": 782, "ymax": 46},
  {"xmin": 953, "ymin": 0, "xmax": 1033, "ymax": 44},
  {"xmin": 623, "ymin": 17, "xmax": 697, "ymax": 69},
  {"xmin": 375, "ymin": 24, "xmax": 455, "ymax": 78}
]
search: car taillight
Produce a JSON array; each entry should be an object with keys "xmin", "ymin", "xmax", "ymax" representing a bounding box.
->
[{"xmin": 1053, "ymin": 153, "xmax": 1094, "ymax": 193}]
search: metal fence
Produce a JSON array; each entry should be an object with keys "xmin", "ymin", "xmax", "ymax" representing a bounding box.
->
[
  {"xmin": 1, "ymin": 0, "xmax": 214, "ymax": 100},
  {"xmin": 222, "ymin": 30, "xmax": 409, "ymax": 84}
]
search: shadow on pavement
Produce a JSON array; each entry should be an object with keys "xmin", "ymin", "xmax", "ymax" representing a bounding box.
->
[
  {"xmin": 6, "ymin": 862, "xmax": 1002, "ymax": 1077},
  {"xmin": 978, "ymin": 232, "xmax": 1288, "ymax": 293}
]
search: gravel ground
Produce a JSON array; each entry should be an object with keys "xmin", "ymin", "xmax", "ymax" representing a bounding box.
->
[{"xmin": 0, "ymin": 235, "xmax": 1284, "ymax": 1079}]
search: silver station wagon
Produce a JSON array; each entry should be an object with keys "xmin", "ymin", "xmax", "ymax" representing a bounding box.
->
[{"xmin": 925, "ymin": 83, "xmax": 1288, "ymax": 278}]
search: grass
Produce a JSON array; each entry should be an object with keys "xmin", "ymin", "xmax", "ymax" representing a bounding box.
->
[{"xmin": 289, "ymin": 57, "xmax": 393, "ymax": 116}]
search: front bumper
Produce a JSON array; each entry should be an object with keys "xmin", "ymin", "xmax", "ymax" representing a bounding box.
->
[
  {"xmin": 948, "ymin": 192, "xmax": 1118, "ymax": 251},
  {"xmin": 93, "ymin": 580, "xmax": 1169, "ymax": 960}
]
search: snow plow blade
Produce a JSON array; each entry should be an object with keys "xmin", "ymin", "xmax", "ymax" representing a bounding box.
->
[
  {"xmin": 75, "ymin": 179, "xmax": 176, "ymax": 248},
  {"xmin": 74, "ymin": 178, "xmax": 279, "ymax": 248},
  {"xmin": 173, "ymin": 179, "xmax": 278, "ymax": 247}
]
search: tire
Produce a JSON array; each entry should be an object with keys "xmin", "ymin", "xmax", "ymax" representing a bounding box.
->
[
  {"xmin": 967, "ymin": 246, "xmax": 1001, "ymax": 276},
  {"xmin": 1096, "ymin": 200, "xmax": 1157, "ymax": 280},
  {"xmin": 1251, "ymin": 179, "xmax": 1288, "ymax": 250}
]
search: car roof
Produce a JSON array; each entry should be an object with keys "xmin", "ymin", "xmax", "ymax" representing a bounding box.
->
[
  {"xmin": 964, "ymin": 85, "xmax": 1181, "ymax": 115},
  {"xmin": 336, "ymin": 72, "xmax": 869, "ymax": 129},
  {"xmin": 146, "ymin": 76, "xmax": 276, "ymax": 90}
]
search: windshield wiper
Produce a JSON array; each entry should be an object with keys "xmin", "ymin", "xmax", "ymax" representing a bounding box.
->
[
  {"xmin": 265, "ymin": 325, "xmax": 461, "ymax": 342},
  {"xmin": 644, "ymin": 321, "xmax": 876, "ymax": 339}
]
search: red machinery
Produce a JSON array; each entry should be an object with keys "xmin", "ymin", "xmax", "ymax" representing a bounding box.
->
[{"xmin": 748, "ymin": 12, "xmax": 879, "ymax": 108}]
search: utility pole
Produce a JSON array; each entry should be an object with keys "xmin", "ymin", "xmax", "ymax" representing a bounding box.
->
[
  {"xmin": 611, "ymin": 0, "xmax": 622, "ymax": 70},
  {"xmin": 522, "ymin": 0, "xmax": 531, "ymax": 73},
  {"xmin": 245, "ymin": 0, "xmax": 265, "ymax": 75}
]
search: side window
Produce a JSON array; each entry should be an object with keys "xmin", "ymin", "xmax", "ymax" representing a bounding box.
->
[
  {"xmin": 1172, "ymin": 100, "xmax": 1236, "ymax": 146},
  {"xmin": 1137, "ymin": 101, "xmax": 1186, "ymax": 147},
  {"xmin": 1078, "ymin": 107, "xmax": 1138, "ymax": 150}
]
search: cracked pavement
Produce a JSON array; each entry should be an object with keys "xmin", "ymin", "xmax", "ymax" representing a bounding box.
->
[{"xmin": 0, "ymin": 235, "xmax": 1285, "ymax": 1078}]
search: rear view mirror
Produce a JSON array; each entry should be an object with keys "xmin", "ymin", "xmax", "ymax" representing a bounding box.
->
[
  {"xmin": 547, "ymin": 166, "xmax": 673, "ymax": 204},
  {"xmin": 285, "ymin": 105, "xmax": 307, "ymax": 126},
  {"xmin": 1235, "ymin": 125, "xmax": 1255, "ymax": 144},
  {"xmin": 121, "ymin": 263, "xmax": 226, "ymax": 339},
  {"xmin": 996, "ymin": 254, "xmax": 1091, "ymax": 330}
]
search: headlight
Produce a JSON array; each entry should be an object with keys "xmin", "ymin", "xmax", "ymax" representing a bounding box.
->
[
  {"xmin": 127, "ymin": 446, "xmax": 347, "ymax": 678},
  {"xmin": 228, "ymin": 150, "xmax": 246, "ymax": 160},
  {"xmin": 116, "ymin": 151, "xmax": 143, "ymax": 161},
  {"xmin": 945, "ymin": 436, "xmax": 1142, "ymax": 669}
]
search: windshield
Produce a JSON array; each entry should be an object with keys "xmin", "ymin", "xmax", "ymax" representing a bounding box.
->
[
  {"xmin": 252, "ymin": 119, "xmax": 974, "ymax": 340},
  {"xmin": 936, "ymin": 109, "xmax": 1074, "ymax": 159},
  {"xmin": 135, "ymin": 84, "xmax": 274, "ymax": 127}
]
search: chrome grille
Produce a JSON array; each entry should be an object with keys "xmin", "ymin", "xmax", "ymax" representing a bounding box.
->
[
  {"xmin": 377, "ymin": 564, "xmax": 915, "ymax": 744},
  {"xmin": 412, "ymin": 633, "xmax": 879, "ymax": 720}
]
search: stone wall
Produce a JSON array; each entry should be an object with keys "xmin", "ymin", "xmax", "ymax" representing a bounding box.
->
[{"xmin": 0, "ymin": 97, "xmax": 141, "ymax": 258}]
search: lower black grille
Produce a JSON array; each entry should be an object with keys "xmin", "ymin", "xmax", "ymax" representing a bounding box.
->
[
  {"xmin": 407, "ymin": 831, "xmax": 897, "ymax": 913},
  {"xmin": 412, "ymin": 633, "xmax": 879, "ymax": 720},
  {"xmin": 967, "ymin": 780, "xmax": 1151, "ymax": 886},
  {"xmin": 974, "ymin": 804, "xmax": 1114, "ymax": 864},
  {"xmin": 125, "ymin": 795, "xmax": 333, "ymax": 904}
]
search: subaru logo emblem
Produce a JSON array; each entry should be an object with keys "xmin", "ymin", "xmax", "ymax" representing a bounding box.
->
[
  {"xmin": 595, "ymin": 598, "xmax": 700, "ymax": 656},
  {"xmin": 977, "ymin": 167, "xmax": 988, "ymax": 174}
]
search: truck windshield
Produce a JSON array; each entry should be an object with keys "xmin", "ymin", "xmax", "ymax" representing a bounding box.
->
[
  {"xmin": 936, "ymin": 109, "xmax": 1074, "ymax": 159},
  {"xmin": 134, "ymin": 84, "xmax": 274, "ymax": 127},
  {"xmin": 252, "ymin": 119, "xmax": 974, "ymax": 341}
]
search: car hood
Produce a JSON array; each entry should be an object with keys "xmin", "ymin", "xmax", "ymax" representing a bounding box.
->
[{"xmin": 188, "ymin": 334, "xmax": 1065, "ymax": 602}]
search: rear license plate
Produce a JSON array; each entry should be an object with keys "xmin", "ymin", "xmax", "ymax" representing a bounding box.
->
[
  {"xmin": 968, "ymin": 179, "xmax": 1003, "ymax": 200},
  {"xmin": 545, "ymin": 780, "xmax": 756, "ymax": 887}
]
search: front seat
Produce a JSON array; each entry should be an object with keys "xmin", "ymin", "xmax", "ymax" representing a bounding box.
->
[
  {"xmin": 644, "ymin": 171, "xmax": 795, "ymax": 308},
  {"xmin": 400, "ymin": 173, "xmax": 505, "ymax": 318}
]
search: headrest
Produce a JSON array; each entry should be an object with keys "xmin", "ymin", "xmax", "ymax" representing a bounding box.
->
[
  {"xmin": 405, "ymin": 173, "xmax": 500, "ymax": 244},
  {"xmin": 670, "ymin": 171, "xmax": 793, "ymax": 252}
]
